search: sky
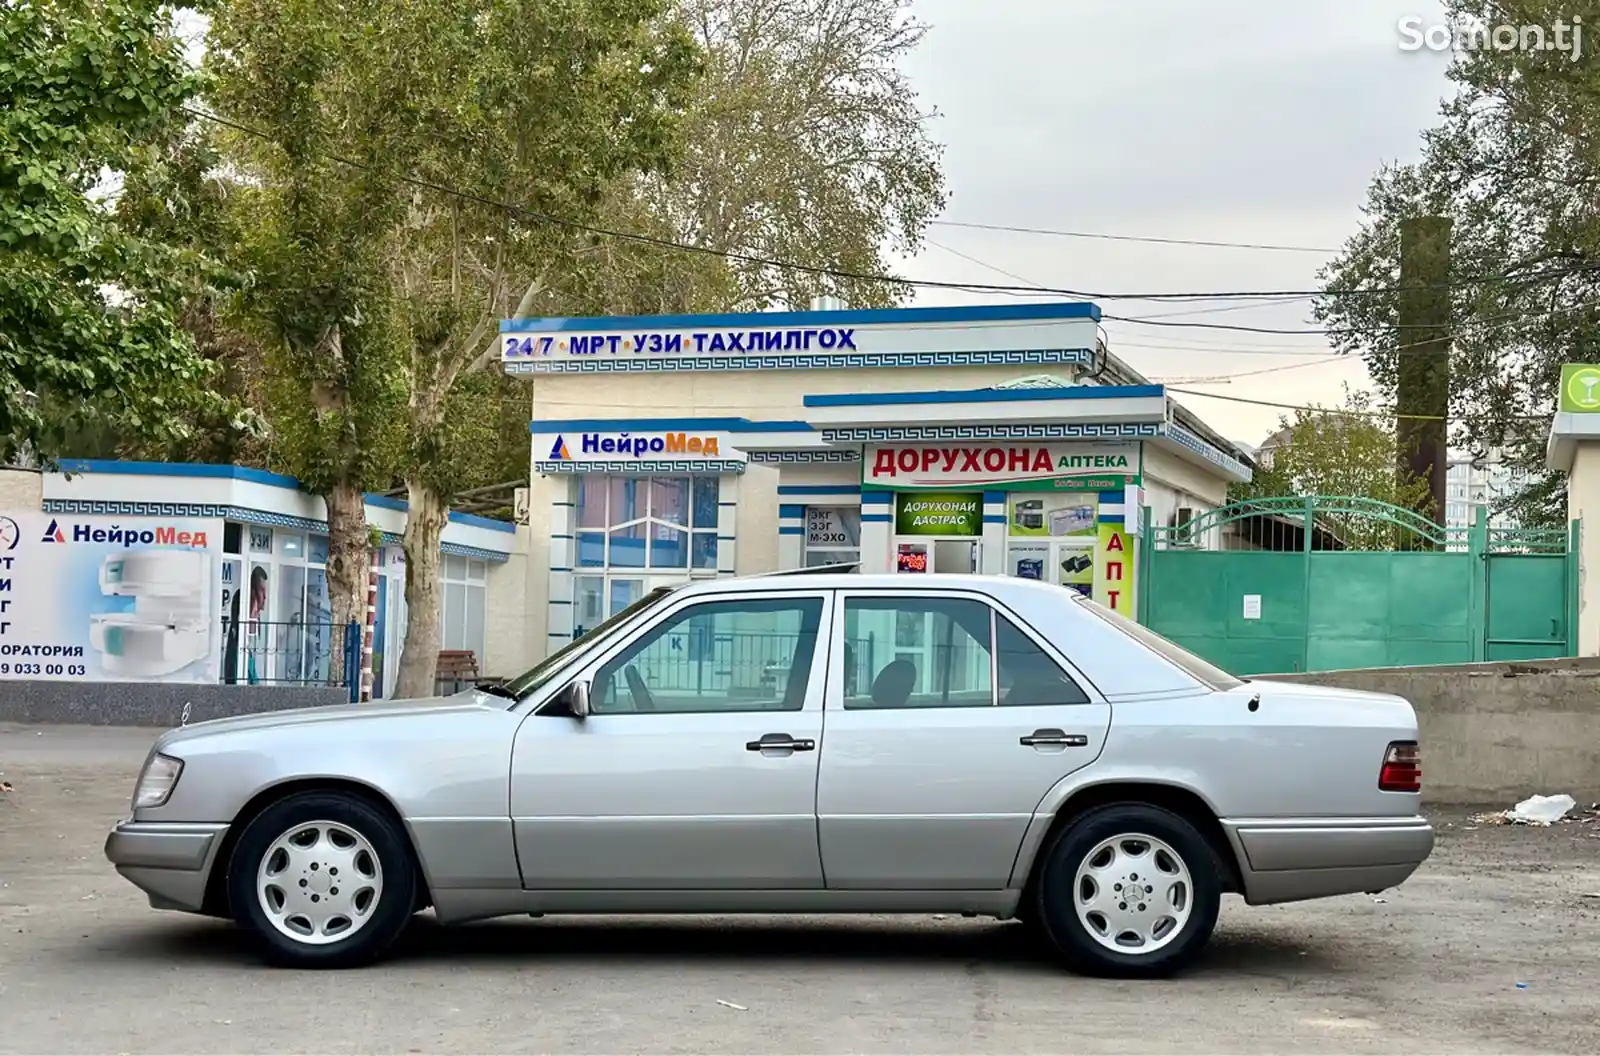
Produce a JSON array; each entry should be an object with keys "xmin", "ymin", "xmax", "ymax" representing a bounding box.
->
[{"xmin": 892, "ymin": 0, "xmax": 1461, "ymax": 446}]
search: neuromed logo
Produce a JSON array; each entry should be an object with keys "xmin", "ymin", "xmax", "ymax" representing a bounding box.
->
[
  {"xmin": 41, "ymin": 518, "xmax": 65, "ymax": 543},
  {"xmin": 580, "ymin": 432, "xmax": 721, "ymax": 457},
  {"xmin": 547, "ymin": 435, "xmax": 572, "ymax": 460}
]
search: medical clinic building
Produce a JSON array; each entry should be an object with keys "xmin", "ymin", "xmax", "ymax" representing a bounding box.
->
[{"xmin": 505, "ymin": 302, "xmax": 1254, "ymax": 661}]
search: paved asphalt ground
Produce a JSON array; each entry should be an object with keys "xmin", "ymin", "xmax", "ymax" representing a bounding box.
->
[{"xmin": 2, "ymin": 723, "xmax": 1599, "ymax": 1054}]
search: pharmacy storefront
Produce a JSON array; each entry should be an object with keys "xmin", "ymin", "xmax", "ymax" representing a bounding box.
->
[
  {"xmin": 865, "ymin": 442, "xmax": 1142, "ymax": 614},
  {"xmin": 510, "ymin": 301, "xmax": 1252, "ymax": 655}
]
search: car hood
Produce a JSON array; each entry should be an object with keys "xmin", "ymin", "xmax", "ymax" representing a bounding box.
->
[{"xmin": 156, "ymin": 692, "xmax": 514, "ymax": 749}]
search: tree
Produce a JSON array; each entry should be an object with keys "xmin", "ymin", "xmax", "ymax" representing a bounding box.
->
[
  {"xmin": 645, "ymin": 0, "xmax": 947, "ymax": 310},
  {"xmin": 1314, "ymin": 0, "xmax": 1600, "ymax": 527},
  {"xmin": 205, "ymin": 0, "xmax": 412, "ymax": 633},
  {"xmin": 1232, "ymin": 388, "xmax": 1433, "ymax": 550},
  {"xmin": 0, "ymin": 0, "xmax": 230, "ymax": 463},
  {"xmin": 369, "ymin": 0, "xmax": 701, "ymax": 699}
]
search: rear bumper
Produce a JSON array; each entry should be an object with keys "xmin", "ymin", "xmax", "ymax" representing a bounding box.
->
[
  {"xmin": 1221, "ymin": 816, "xmax": 1434, "ymax": 905},
  {"xmin": 104, "ymin": 821, "xmax": 230, "ymax": 913}
]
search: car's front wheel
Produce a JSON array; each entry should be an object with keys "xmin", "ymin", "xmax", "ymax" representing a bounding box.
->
[
  {"xmin": 227, "ymin": 790, "xmax": 417, "ymax": 969},
  {"xmin": 1034, "ymin": 803, "xmax": 1221, "ymax": 977}
]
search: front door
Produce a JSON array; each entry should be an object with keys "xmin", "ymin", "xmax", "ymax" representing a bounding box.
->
[
  {"xmin": 818, "ymin": 590, "xmax": 1111, "ymax": 889},
  {"xmin": 510, "ymin": 590, "xmax": 833, "ymax": 889}
]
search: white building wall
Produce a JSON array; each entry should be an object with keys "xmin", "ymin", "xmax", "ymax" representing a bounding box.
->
[
  {"xmin": 528, "ymin": 364, "xmax": 1065, "ymax": 421},
  {"xmin": 1141, "ymin": 445, "xmax": 1230, "ymax": 548},
  {"xmin": 0, "ymin": 468, "xmax": 42, "ymax": 511}
]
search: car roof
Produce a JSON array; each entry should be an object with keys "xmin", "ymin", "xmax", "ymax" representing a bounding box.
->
[{"xmin": 673, "ymin": 572, "xmax": 1078, "ymax": 600}]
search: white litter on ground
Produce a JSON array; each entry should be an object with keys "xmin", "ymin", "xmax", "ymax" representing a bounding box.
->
[{"xmin": 1473, "ymin": 793, "xmax": 1578, "ymax": 827}]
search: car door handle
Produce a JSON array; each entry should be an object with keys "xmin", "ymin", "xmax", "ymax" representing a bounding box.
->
[
  {"xmin": 1020, "ymin": 729, "xmax": 1089, "ymax": 748},
  {"xmin": 746, "ymin": 733, "xmax": 816, "ymax": 752}
]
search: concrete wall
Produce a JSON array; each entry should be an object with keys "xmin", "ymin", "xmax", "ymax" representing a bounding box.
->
[
  {"xmin": 0, "ymin": 682, "xmax": 347, "ymax": 728},
  {"xmin": 1268, "ymin": 658, "xmax": 1600, "ymax": 803}
]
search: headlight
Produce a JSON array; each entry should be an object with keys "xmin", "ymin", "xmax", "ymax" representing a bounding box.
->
[{"xmin": 133, "ymin": 754, "xmax": 184, "ymax": 809}]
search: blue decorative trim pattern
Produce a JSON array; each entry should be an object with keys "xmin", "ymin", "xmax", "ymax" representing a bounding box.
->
[
  {"xmin": 1162, "ymin": 423, "xmax": 1253, "ymax": 479},
  {"xmin": 43, "ymin": 499, "xmax": 325, "ymax": 532},
  {"xmin": 504, "ymin": 348, "xmax": 1094, "ymax": 375},
  {"xmin": 822, "ymin": 422, "xmax": 1162, "ymax": 443},
  {"xmin": 502, "ymin": 301, "xmax": 1101, "ymax": 333},
  {"xmin": 746, "ymin": 450, "xmax": 861, "ymax": 464},
  {"xmin": 804, "ymin": 384, "xmax": 1163, "ymax": 407},
  {"xmin": 535, "ymin": 460, "xmax": 746, "ymax": 475},
  {"xmin": 43, "ymin": 500, "xmax": 513, "ymax": 560},
  {"xmin": 442, "ymin": 542, "xmax": 512, "ymax": 563}
]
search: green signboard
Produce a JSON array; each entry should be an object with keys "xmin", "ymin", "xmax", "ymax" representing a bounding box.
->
[
  {"xmin": 894, "ymin": 492, "xmax": 983, "ymax": 537},
  {"xmin": 1561, "ymin": 364, "xmax": 1600, "ymax": 412}
]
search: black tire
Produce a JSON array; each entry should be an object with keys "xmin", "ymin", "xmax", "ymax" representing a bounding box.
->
[
  {"xmin": 227, "ymin": 791, "xmax": 417, "ymax": 969},
  {"xmin": 1033, "ymin": 803, "xmax": 1221, "ymax": 978}
]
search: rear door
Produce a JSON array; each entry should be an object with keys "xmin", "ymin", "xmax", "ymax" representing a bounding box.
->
[
  {"xmin": 818, "ymin": 589, "xmax": 1111, "ymax": 889},
  {"xmin": 510, "ymin": 588, "xmax": 833, "ymax": 889}
]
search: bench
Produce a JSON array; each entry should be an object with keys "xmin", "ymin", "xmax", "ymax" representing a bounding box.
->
[{"xmin": 435, "ymin": 650, "xmax": 480, "ymax": 695}]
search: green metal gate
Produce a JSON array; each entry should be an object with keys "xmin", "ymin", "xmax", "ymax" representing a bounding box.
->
[{"xmin": 1138, "ymin": 497, "xmax": 1578, "ymax": 675}]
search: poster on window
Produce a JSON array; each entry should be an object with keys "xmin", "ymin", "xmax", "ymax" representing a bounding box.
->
[
  {"xmin": 0, "ymin": 512, "xmax": 225, "ymax": 683},
  {"xmin": 1009, "ymin": 495, "xmax": 1097, "ymax": 538},
  {"xmin": 805, "ymin": 507, "xmax": 860, "ymax": 548}
]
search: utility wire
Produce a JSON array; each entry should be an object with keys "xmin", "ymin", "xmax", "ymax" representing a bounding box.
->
[
  {"xmin": 928, "ymin": 219, "xmax": 1339, "ymax": 254},
  {"xmin": 1165, "ymin": 387, "xmax": 1550, "ymax": 423},
  {"xmin": 184, "ymin": 106, "xmax": 1600, "ymax": 313}
]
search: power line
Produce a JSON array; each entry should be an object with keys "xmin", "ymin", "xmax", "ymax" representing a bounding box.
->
[
  {"xmin": 184, "ymin": 106, "xmax": 1600, "ymax": 312},
  {"xmin": 927, "ymin": 219, "xmax": 1338, "ymax": 255},
  {"xmin": 1166, "ymin": 386, "xmax": 1549, "ymax": 422},
  {"xmin": 1156, "ymin": 356, "xmax": 1352, "ymax": 385}
]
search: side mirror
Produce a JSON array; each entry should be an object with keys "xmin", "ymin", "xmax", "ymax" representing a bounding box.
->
[{"xmin": 553, "ymin": 680, "xmax": 590, "ymax": 720}]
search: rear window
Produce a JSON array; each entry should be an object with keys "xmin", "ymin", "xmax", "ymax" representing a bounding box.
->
[{"xmin": 1074, "ymin": 595, "xmax": 1244, "ymax": 691}]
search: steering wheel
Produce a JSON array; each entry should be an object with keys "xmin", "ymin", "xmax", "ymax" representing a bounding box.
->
[{"xmin": 623, "ymin": 664, "xmax": 657, "ymax": 712}]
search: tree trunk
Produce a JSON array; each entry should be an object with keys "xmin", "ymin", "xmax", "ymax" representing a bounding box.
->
[
  {"xmin": 393, "ymin": 476, "xmax": 448, "ymax": 699},
  {"xmin": 324, "ymin": 474, "xmax": 370, "ymax": 646}
]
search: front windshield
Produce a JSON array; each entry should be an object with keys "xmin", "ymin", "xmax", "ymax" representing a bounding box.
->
[
  {"xmin": 501, "ymin": 586, "xmax": 675, "ymax": 698},
  {"xmin": 1074, "ymin": 595, "xmax": 1244, "ymax": 691}
]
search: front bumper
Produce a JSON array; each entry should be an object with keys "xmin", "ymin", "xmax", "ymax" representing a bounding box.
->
[
  {"xmin": 1222, "ymin": 816, "xmax": 1435, "ymax": 905},
  {"xmin": 104, "ymin": 821, "xmax": 230, "ymax": 913}
]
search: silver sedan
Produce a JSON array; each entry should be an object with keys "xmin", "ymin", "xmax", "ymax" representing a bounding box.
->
[{"xmin": 106, "ymin": 572, "xmax": 1433, "ymax": 975}]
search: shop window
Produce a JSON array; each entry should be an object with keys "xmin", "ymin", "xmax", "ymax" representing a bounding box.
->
[
  {"xmin": 440, "ymin": 554, "xmax": 488, "ymax": 666},
  {"xmin": 224, "ymin": 523, "xmax": 242, "ymax": 555},
  {"xmin": 578, "ymin": 475, "xmax": 720, "ymax": 570},
  {"xmin": 804, "ymin": 506, "xmax": 861, "ymax": 568}
]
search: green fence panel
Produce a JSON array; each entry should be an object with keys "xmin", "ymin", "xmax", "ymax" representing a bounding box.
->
[
  {"xmin": 1146, "ymin": 550, "xmax": 1307, "ymax": 674},
  {"xmin": 1305, "ymin": 552, "xmax": 1474, "ymax": 671},
  {"xmin": 1141, "ymin": 497, "xmax": 1576, "ymax": 676},
  {"xmin": 1484, "ymin": 554, "xmax": 1570, "ymax": 661}
]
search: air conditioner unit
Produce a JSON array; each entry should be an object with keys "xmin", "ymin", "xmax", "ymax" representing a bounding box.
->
[{"xmin": 1171, "ymin": 507, "xmax": 1197, "ymax": 546}]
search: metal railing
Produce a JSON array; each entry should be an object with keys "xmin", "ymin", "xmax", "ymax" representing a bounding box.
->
[{"xmin": 222, "ymin": 619, "xmax": 361, "ymax": 696}]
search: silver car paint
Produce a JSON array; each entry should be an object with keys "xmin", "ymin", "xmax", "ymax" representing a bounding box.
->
[
  {"xmin": 815, "ymin": 587, "xmax": 1111, "ymax": 890},
  {"xmin": 106, "ymin": 574, "xmax": 1433, "ymax": 927}
]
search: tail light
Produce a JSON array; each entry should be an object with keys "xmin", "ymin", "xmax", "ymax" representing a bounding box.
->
[{"xmin": 1379, "ymin": 741, "xmax": 1422, "ymax": 793}]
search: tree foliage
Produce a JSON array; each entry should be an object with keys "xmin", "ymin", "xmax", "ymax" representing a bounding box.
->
[
  {"xmin": 1314, "ymin": 0, "xmax": 1600, "ymax": 527},
  {"xmin": 1232, "ymin": 388, "xmax": 1434, "ymax": 550},
  {"xmin": 643, "ymin": 0, "xmax": 947, "ymax": 310},
  {"xmin": 0, "ymin": 0, "xmax": 230, "ymax": 462}
]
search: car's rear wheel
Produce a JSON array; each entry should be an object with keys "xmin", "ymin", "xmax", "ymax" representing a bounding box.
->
[
  {"xmin": 227, "ymin": 791, "xmax": 416, "ymax": 969},
  {"xmin": 1034, "ymin": 803, "xmax": 1221, "ymax": 977}
]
